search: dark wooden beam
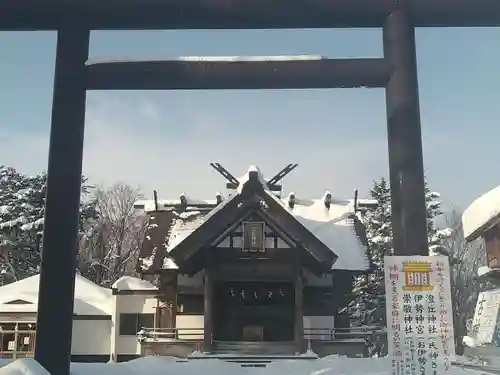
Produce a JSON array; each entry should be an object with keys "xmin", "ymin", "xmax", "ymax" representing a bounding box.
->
[
  {"xmin": 204, "ymin": 270, "xmax": 214, "ymax": 352},
  {"xmin": 227, "ymin": 182, "xmax": 283, "ymax": 192},
  {"xmin": 85, "ymin": 58, "xmax": 389, "ymax": 90},
  {"xmin": 383, "ymin": 10, "xmax": 428, "ymax": 256},
  {"xmin": 134, "ymin": 203, "xmax": 216, "ymax": 210},
  {"xmin": 294, "ymin": 272, "xmax": 304, "ymax": 353},
  {"xmin": 34, "ymin": 28, "xmax": 89, "ymax": 375},
  {"xmin": 1, "ymin": 0, "xmax": 500, "ymax": 30},
  {"xmin": 213, "ymin": 261, "xmax": 296, "ymax": 281}
]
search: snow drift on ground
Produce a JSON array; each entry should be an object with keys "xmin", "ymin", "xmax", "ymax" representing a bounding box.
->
[
  {"xmin": 0, "ymin": 356, "xmax": 479, "ymax": 375},
  {"xmin": 0, "ymin": 359, "xmax": 49, "ymax": 375}
]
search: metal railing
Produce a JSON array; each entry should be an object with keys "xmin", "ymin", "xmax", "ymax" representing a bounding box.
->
[
  {"xmin": 138, "ymin": 327, "xmax": 204, "ymax": 343},
  {"xmin": 138, "ymin": 326, "xmax": 382, "ymax": 343},
  {"xmin": 303, "ymin": 327, "xmax": 381, "ymax": 341}
]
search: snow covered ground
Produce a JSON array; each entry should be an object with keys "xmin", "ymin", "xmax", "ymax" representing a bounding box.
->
[{"xmin": 0, "ymin": 356, "xmax": 484, "ymax": 375}]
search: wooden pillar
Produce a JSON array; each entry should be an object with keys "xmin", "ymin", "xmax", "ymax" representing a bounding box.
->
[
  {"xmin": 294, "ymin": 273, "xmax": 304, "ymax": 353},
  {"xmin": 158, "ymin": 270, "xmax": 178, "ymax": 331},
  {"xmin": 383, "ymin": 10, "xmax": 429, "ymax": 256},
  {"xmin": 332, "ymin": 271, "xmax": 353, "ymax": 332},
  {"xmin": 204, "ymin": 272, "xmax": 213, "ymax": 352},
  {"xmin": 34, "ymin": 27, "xmax": 89, "ymax": 375}
]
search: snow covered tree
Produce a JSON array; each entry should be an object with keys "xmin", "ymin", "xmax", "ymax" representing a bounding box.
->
[
  {"xmin": 0, "ymin": 165, "xmax": 95, "ymax": 285},
  {"xmin": 77, "ymin": 183, "xmax": 147, "ymax": 287},
  {"xmin": 350, "ymin": 177, "xmax": 450, "ymax": 356},
  {"xmin": 0, "ymin": 166, "xmax": 47, "ymax": 283},
  {"xmin": 438, "ymin": 209, "xmax": 490, "ymax": 354}
]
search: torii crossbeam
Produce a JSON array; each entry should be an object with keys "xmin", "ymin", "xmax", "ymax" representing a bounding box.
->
[{"xmin": 1, "ymin": 0, "xmax": 500, "ymax": 30}]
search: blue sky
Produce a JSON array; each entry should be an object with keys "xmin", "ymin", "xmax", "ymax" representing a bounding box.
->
[{"xmin": 0, "ymin": 28, "xmax": 499, "ymax": 211}]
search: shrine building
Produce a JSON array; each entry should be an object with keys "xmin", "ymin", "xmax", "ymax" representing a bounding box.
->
[
  {"xmin": 463, "ymin": 185, "xmax": 500, "ymax": 281},
  {"xmin": 134, "ymin": 164, "xmax": 375, "ymax": 356}
]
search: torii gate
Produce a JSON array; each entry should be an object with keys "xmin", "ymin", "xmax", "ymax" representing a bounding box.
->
[{"xmin": 2, "ymin": 1, "xmax": 500, "ymax": 374}]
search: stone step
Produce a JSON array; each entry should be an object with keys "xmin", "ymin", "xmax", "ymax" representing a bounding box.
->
[{"xmin": 212, "ymin": 341, "xmax": 297, "ymax": 355}]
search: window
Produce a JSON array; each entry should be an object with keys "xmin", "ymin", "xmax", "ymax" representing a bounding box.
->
[
  {"xmin": 242, "ymin": 221, "xmax": 265, "ymax": 252},
  {"xmin": 0, "ymin": 323, "xmax": 36, "ymax": 356},
  {"xmin": 17, "ymin": 324, "xmax": 36, "ymax": 353},
  {"xmin": 119, "ymin": 313, "xmax": 155, "ymax": 336},
  {"xmin": 177, "ymin": 294, "xmax": 204, "ymax": 314}
]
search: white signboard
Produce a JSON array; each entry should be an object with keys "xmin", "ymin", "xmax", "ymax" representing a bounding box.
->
[
  {"xmin": 385, "ymin": 256, "xmax": 456, "ymax": 375},
  {"xmin": 471, "ymin": 289, "xmax": 500, "ymax": 345}
]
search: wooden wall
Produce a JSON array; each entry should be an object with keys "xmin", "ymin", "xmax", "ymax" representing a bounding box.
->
[{"xmin": 485, "ymin": 224, "xmax": 500, "ymax": 269}]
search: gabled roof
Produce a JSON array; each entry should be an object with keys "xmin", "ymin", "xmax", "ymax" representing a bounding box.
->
[
  {"xmin": 137, "ymin": 166, "xmax": 371, "ymax": 274},
  {"xmin": 279, "ymin": 195, "xmax": 370, "ymax": 270},
  {"xmin": 137, "ymin": 208, "xmax": 212, "ymax": 273},
  {"xmin": 169, "ymin": 169, "xmax": 336, "ymax": 274},
  {"xmin": 4, "ymin": 299, "xmax": 32, "ymax": 305},
  {"xmin": 0, "ymin": 274, "xmax": 113, "ymax": 315}
]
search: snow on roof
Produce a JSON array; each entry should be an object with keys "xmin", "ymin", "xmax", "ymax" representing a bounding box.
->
[
  {"xmin": 162, "ymin": 257, "xmax": 178, "ymax": 270},
  {"xmin": 135, "ymin": 198, "xmax": 218, "ymax": 212},
  {"xmin": 176, "ymin": 55, "xmax": 326, "ymax": 62},
  {"xmin": 0, "ymin": 274, "xmax": 112, "ymax": 315},
  {"xmin": 271, "ymin": 192, "xmax": 369, "ymax": 271},
  {"xmin": 87, "ymin": 55, "xmax": 327, "ymax": 66},
  {"xmin": 236, "ymin": 165, "xmax": 267, "ymax": 194},
  {"xmin": 156, "ymin": 166, "xmax": 369, "ymax": 272},
  {"xmin": 112, "ymin": 276, "xmax": 157, "ymax": 292},
  {"xmin": 462, "ymin": 185, "xmax": 500, "ymax": 241},
  {"xmin": 166, "ymin": 211, "xmax": 206, "ymax": 252}
]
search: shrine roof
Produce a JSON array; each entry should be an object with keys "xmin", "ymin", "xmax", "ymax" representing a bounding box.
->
[
  {"xmin": 136, "ymin": 166, "xmax": 372, "ymax": 274},
  {"xmin": 462, "ymin": 184, "xmax": 500, "ymax": 241}
]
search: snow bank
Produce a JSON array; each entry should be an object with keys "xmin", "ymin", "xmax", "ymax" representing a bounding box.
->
[
  {"xmin": 71, "ymin": 357, "xmax": 245, "ymax": 375},
  {"xmin": 0, "ymin": 356, "xmax": 479, "ymax": 375},
  {"xmin": 0, "ymin": 358, "xmax": 49, "ymax": 375},
  {"xmin": 111, "ymin": 276, "xmax": 157, "ymax": 292},
  {"xmin": 463, "ymin": 185, "xmax": 500, "ymax": 241}
]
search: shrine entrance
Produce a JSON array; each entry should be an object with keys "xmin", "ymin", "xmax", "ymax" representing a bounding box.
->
[{"xmin": 213, "ymin": 281, "xmax": 295, "ymax": 342}]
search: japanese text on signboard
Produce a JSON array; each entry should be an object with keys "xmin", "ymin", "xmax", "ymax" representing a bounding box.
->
[{"xmin": 385, "ymin": 256, "xmax": 455, "ymax": 375}]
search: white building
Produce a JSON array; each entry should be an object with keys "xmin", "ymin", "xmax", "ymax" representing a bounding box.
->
[{"xmin": 0, "ymin": 274, "xmax": 158, "ymax": 362}]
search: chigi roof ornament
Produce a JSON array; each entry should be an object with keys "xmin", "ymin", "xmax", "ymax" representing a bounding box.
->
[{"xmin": 209, "ymin": 162, "xmax": 299, "ymax": 197}]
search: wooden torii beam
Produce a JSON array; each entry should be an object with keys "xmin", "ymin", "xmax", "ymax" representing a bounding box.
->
[
  {"xmin": 85, "ymin": 57, "xmax": 388, "ymax": 90},
  {"xmin": 1, "ymin": 0, "xmax": 500, "ymax": 30}
]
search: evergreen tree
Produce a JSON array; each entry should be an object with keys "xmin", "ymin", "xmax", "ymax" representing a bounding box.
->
[
  {"xmin": 350, "ymin": 177, "xmax": 450, "ymax": 356},
  {"xmin": 0, "ymin": 166, "xmax": 46, "ymax": 283},
  {"xmin": 0, "ymin": 165, "xmax": 96, "ymax": 284}
]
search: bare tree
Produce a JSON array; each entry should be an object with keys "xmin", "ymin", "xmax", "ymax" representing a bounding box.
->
[
  {"xmin": 78, "ymin": 183, "xmax": 147, "ymax": 286},
  {"xmin": 439, "ymin": 209, "xmax": 487, "ymax": 354}
]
